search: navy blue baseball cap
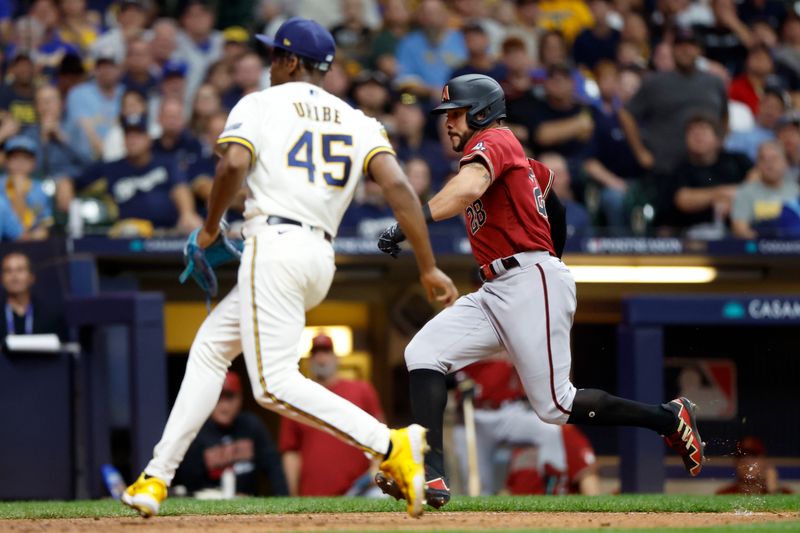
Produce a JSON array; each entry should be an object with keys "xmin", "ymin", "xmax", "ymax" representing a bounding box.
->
[
  {"xmin": 5, "ymin": 136, "xmax": 37, "ymax": 155},
  {"xmin": 255, "ymin": 17, "xmax": 335, "ymax": 71}
]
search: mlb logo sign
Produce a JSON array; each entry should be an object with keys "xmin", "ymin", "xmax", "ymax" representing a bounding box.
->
[{"xmin": 442, "ymin": 85, "xmax": 450, "ymax": 102}]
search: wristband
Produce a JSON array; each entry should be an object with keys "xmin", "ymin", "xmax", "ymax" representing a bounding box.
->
[{"xmin": 422, "ymin": 203, "xmax": 434, "ymax": 223}]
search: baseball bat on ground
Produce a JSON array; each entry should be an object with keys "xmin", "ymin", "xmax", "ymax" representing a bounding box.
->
[{"xmin": 459, "ymin": 379, "xmax": 481, "ymax": 496}]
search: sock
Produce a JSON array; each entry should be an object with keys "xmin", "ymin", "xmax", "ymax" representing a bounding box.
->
[
  {"xmin": 567, "ymin": 388, "xmax": 675, "ymax": 435},
  {"xmin": 409, "ymin": 369, "xmax": 447, "ymax": 479}
]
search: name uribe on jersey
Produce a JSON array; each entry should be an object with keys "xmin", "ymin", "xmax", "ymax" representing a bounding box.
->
[{"xmin": 122, "ymin": 17, "xmax": 457, "ymax": 520}]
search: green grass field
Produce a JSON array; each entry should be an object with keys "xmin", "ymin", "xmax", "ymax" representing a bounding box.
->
[
  {"xmin": 1, "ymin": 494, "xmax": 798, "ymax": 518},
  {"xmin": 1, "ymin": 495, "xmax": 798, "ymax": 532}
]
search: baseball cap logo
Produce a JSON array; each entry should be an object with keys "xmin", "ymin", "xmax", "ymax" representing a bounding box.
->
[
  {"xmin": 283, "ymin": 37, "xmax": 292, "ymax": 46},
  {"xmin": 442, "ymin": 85, "xmax": 450, "ymax": 102}
]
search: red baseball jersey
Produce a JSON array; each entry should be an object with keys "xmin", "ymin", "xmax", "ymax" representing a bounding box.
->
[
  {"xmin": 458, "ymin": 359, "xmax": 527, "ymax": 408},
  {"xmin": 459, "ymin": 127, "xmax": 556, "ymax": 266},
  {"xmin": 505, "ymin": 425, "xmax": 596, "ymax": 495},
  {"xmin": 279, "ymin": 379, "xmax": 383, "ymax": 496}
]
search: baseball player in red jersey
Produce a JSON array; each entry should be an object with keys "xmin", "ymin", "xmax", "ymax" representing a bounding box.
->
[{"xmin": 376, "ymin": 74, "xmax": 705, "ymax": 507}]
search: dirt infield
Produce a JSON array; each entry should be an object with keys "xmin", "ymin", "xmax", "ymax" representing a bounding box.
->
[{"xmin": 4, "ymin": 511, "xmax": 799, "ymax": 532}]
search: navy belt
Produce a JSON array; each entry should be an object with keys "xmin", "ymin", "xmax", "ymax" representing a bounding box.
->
[
  {"xmin": 478, "ymin": 256, "xmax": 520, "ymax": 282},
  {"xmin": 266, "ymin": 216, "xmax": 332, "ymax": 242}
]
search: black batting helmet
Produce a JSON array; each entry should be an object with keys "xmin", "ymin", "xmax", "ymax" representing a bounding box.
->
[{"xmin": 432, "ymin": 74, "xmax": 506, "ymax": 129}]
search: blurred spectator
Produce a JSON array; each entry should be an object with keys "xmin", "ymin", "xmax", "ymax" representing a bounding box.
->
[
  {"xmin": 149, "ymin": 18, "xmax": 181, "ymax": 73},
  {"xmin": 391, "ymin": 92, "xmax": 449, "ymax": 188},
  {"xmin": 503, "ymin": 0, "xmax": 542, "ymax": 62},
  {"xmin": 725, "ymin": 87, "xmax": 786, "ymax": 162},
  {"xmin": 532, "ymin": 31, "xmax": 592, "ymax": 103},
  {"xmin": 505, "ymin": 425, "xmax": 599, "ymax": 495},
  {"xmin": 773, "ymin": 16, "xmax": 800, "ymax": 90},
  {"xmin": 728, "ymin": 45, "xmax": 775, "ymax": 116},
  {"xmin": 536, "ymin": 0, "xmax": 593, "ymax": 43},
  {"xmin": 154, "ymin": 96, "xmax": 202, "ymax": 180},
  {"xmin": 737, "ymin": 1, "xmax": 787, "ymax": 30},
  {"xmin": 189, "ymin": 83, "xmax": 222, "ymax": 136},
  {"xmin": 22, "ymin": 85, "xmax": 88, "ymax": 186},
  {"xmin": 204, "ymin": 60, "xmax": 234, "ymax": 107},
  {"xmin": 650, "ymin": 39, "xmax": 675, "ymax": 72},
  {"xmin": 0, "ymin": 136, "xmax": 52, "ymax": 240},
  {"xmin": 330, "ymin": 0, "xmax": 372, "ymax": 73},
  {"xmin": 177, "ymin": 0, "xmax": 223, "ymax": 103},
  {"xmin": 68, "ymin": 113, "xmax": 201, "ymax": 233},
  {"xmin": 731, "ymin": 141, "xmax": 800, "ymax": 239},
  {"xmin": 59, "ymin": 0, "xmax": 100, "ymax": 57},
  {"xmin": 619, "ymin": 11, "xmax": 650, "ymax": 68},
  {"xmin": 288, "ymin": 0, "xmax": 382, "ymax": 32},
  {"xmin": 450, "ymin": 21, "xmax": 506, "ymax": 82},
  {"xmin": 394, "ymin": 0, "xmax": 466, "ymax": 97},
  {"xmin": 121, "ymin": 37, "xmax": 158, "ymax": 97},
  {"xmin": 59, "ymin": 0, "xmax": 100, "ymax": 55},
  {"xmin": 65, "ymin": 48, "xmax": 124, "ymax": 160},
  {"xmin": 25, "ymin": 0, "xmax": 76, "ymax": 74},
  {"xmin": 350, "ymin": 70, "xmax": 391, "ymax": 123},
  {"xmin": 693, "ymin": 0, "xmax": 753, "ymax": 74},
  {"xmin": 149, "ymin": 59, "xmax": 189, "ymax": 130},
  {"xmin": 405, "ymin": 156, "xmax": 431, "ymax": 203},
  {"xmin": 54, "ymin": 53, "xmax": 87, "ymax": 100},
  {"xmin": 102, "ymin": 89, "xmax": 148, "ymax": 162},
  {"xmin": 174, "ymin": 371, "xmax": 288, "ymax": 496},
  {"xmin": 0, "ymin": 251, "xmax": 65, "ymax": 338},
  {"xmin": 448, "ymin": 0, "xmax": 505, "ymax": 55},
  {"xmin": 0, "ymin": 52, "xmax": 37, "ymax": 127},
  {"xmin": 220, "ymin": 26, "xmax": 250, "ymax": 64},
  {"xmin": 499, "ymin": 36, "xmax": 534, "ymax": 103},
  {"xmin": 190, "ymin": 111, "xmax": 245, "ymax": 217},
  {"xmin": 340, "ymin": 178, "xmax": 393, "ymax": 238},
  {"xmin": 91, "ymin": 0, "xmax": 149, "ymax": 64},
  {"xmin": 322, "ymin": 59, "xmax": 351, "ymax": 100},
  {"xmin": 368, "ymin": 0, "xmax": 411, "ymax": 78},
  {"xmin": 279, "ymin": 333, "xmax": 384, "ymax": 496},
  {"xmin": 530, "ymin": 63, "xmax": 594, "ymax": 178},
  {"xmin": 583, "ymin": 61, "xmax": 642, "ymax": 229},
  {"xmin": 716, "ymin": 437, "xmax": 793, "ymax": 495},
  {"xmin": 452, "ymin": 357, "xmax": 599, "ymax": 496},
  {"xmin": 668, "ymin": 113, "xmax": 751, "ymax": 231},
  {"xmin": 776, "ymin": 111, "xmax": 800, "ymax": 177},
  {"xmin": 0, "ymin": 197, "xmax": 23, "ymax": 241},
  {"xmin": 620, "ymin": 26, "xmax": 728, "ymax": 177},
  {"xmin": 572, "ymin": 0, "xmax": 620, "ymax": 70},
  {"xmin": 221, "ymin": 52, "xmax": 264, "ymax": 111},
  {"xmin": 539, "ymin": 152, "xmax": 591, "ymax": 238}
]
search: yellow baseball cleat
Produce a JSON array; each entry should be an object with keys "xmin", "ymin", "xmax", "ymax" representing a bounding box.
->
[
  {"xmin": 379, "ymin": 424, "xmax": 429, "ymax": 518},
  {"xmin": 121, "ymin": 473, "xmax": 167, "ymax": 518}
]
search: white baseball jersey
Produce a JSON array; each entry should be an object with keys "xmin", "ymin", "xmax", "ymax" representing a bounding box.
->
[{"xmin": 217, "ymin": 81, "xmax": 395, "ymax": 237}]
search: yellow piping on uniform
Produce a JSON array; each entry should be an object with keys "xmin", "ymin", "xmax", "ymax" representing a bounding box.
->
[{"xmin": 362, "ymin": 146, "xmax": 396, "ymax": 175}]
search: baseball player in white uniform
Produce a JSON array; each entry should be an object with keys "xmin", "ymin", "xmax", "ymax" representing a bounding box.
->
[{"xmin": 122, "ymin": 18, "xmax": 457, "ymax": 519}]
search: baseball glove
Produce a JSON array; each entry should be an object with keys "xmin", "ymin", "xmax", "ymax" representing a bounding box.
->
[
  {"xmin": 179, "ymin": 227, "xmax": 243, "ymax": 297},
  {"xmin": 377, "ymin": 222, "xmax": 406, "ymax": 258}
]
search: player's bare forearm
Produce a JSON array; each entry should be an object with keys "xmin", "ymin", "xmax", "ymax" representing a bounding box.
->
[
  {"xmin": 281, "ymin": 451, "xmax": 301, "ymax": 497},
  {"xmin": 202, "ymin": 143, "xmax": 251, "ymax": 240},
  {"xmin": 370, "ymin": 153, "xmax": 437, "ymax": 273},
  {"xmin": 171, "ymin": 183, "xmax": 198, "ymax": 217},
  {"xmin": 428, "ymin": 162, "xmax": 491, "ymax": 220}
]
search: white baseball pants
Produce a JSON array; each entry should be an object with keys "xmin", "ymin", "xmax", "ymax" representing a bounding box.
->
[
  {"xmin": 145, "ymin": 220, "xmax": 391, "ymax": 484},
  {"xmin": 405, "ymin": 252, "xmax": 578, "ymax": 425}
]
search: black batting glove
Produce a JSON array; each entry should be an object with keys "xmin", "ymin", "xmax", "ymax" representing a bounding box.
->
[{"xmin": 377, "ymin": 222, "xmax": 406, "ymax": 258}]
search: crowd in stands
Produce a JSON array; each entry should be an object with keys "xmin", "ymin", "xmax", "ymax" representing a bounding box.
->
[{"xmin": 2, "ymin": 0, "xmax": 800, "ymax": 242}]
